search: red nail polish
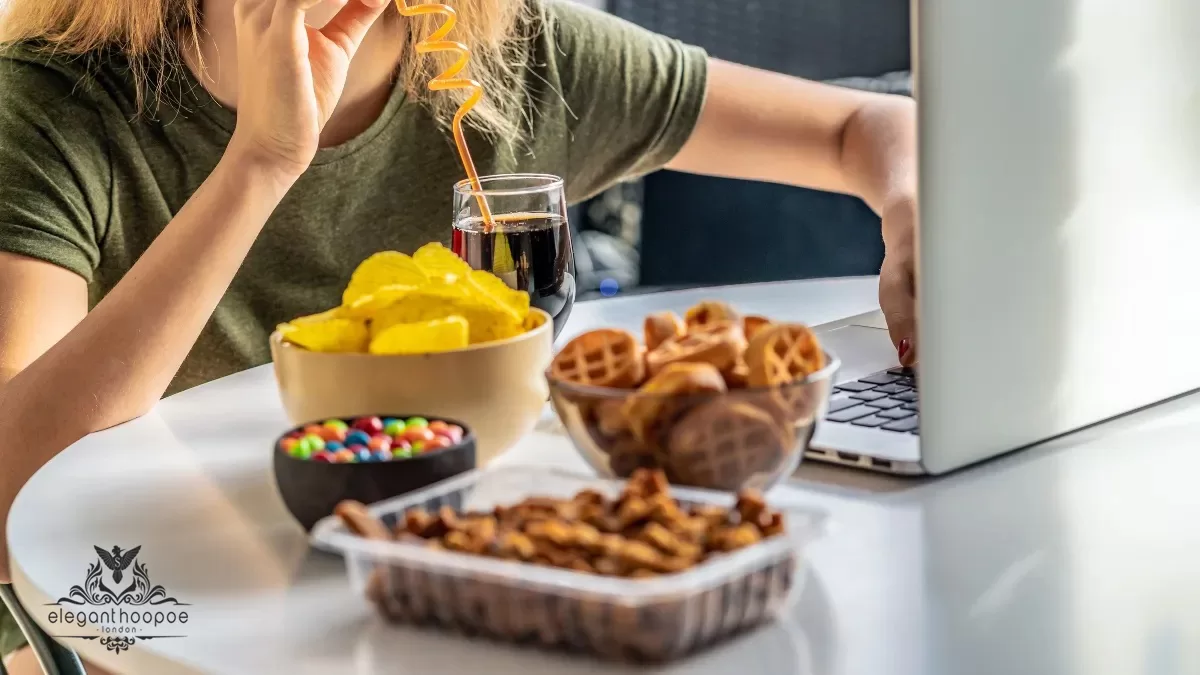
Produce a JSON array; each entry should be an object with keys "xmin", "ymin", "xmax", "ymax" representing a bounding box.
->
[{"xmin": 898, "ymin": 338, "xmax": 911, "ymax": 361}]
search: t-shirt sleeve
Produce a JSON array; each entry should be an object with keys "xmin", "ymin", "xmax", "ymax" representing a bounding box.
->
[
  {"xmin": 0, "ymin": 51, "xmax": 110, "ymax": 282},
  {"xmin": 542, "ymin": 1, "xmax": 709, "ymax": 204}
]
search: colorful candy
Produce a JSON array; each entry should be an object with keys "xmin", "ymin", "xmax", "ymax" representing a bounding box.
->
[
  {"xmin": 402, "ymin": 427, "xmax": 436, "ymax": 444},
  {"xmin": 353, "ymin": 416, "xmax": 384, "ymax": 434},
  {"xmin": 345, "ymin": 430, "xmax": 372, "ymax": 448},
  {"xmin": 279, "ymin": 416, "xmax": 464, "ymax": 463}
]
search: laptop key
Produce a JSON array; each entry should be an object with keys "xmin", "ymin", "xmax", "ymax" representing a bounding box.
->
[
  {"xmin": 888, "ymin": 367, "xmax": 915, "ymax": 376},
  {"xmin": 828, "ymin": 398, "xmax": 861, "ymax": 413},
  {"xmin": 851, "ymin": 390, "xmax": 887, "ymax": 401},
  {"xmin": 865, "ymin": 398, "xmax": 903, "ymax": 410},
  {"xmin": 851, "ymin": 415, "xmax": 890, "ymax": 428},
  {"xmin": 835, "ymin": 381, "xmax": 876, "ymax": 393},
  {"xmin": 874, "ymin": 382, "xmax": 911, "ymax": 395},
  {"xmin": 879, "ymin": 407, "xmax": 915, "ymax": 419},
  {"xmin": 895, "ymin": 390, "xmax": 918, "ymax": 402},
  {"xmin": 901, "ymin": 402, "xmax": 920, "ymax": 411},
  {"xmin": 826, "ymin": 405, "xmax": 875, "ymax": 423},
  {"xmin": 883, "ymin": 416, "xmax": 919, "ymax": 432},
  {"xmin": 858, "ymin": 372, "xmax": 900, "ymax": 385}
]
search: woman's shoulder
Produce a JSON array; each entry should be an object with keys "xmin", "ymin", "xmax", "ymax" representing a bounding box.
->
[
  {"xmin": 0, "ymin": 42, "xmax": 129, "ymax": 118},
  {"xmin": 1, "ymin": 42, "xmax": 96, "ymax": 89}
]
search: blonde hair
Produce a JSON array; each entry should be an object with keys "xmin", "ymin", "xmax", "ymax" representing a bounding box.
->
[{"xmin": 0, "ymin": 0, "xmax": 531, "ymax": 139}]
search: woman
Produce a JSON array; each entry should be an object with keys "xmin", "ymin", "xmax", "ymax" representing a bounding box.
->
[{"xmin": 0, "ymin": 0, "xmax": 916, "ymax": 670}]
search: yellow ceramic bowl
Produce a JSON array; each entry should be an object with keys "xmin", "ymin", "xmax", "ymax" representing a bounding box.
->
[{"xmin": 270, "ymin": 309, "xmax": 553, "ymax": 466}]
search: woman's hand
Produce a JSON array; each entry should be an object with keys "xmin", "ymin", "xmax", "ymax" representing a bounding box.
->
[
  {"xmin": 879, "ymin": 194, "xmax": 918, "ymax": 367},
  {"xmin": 230, "ymin": 0, "xmax": 391, "ymax": 175}
]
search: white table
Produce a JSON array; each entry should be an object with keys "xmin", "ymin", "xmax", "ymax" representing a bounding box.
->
[{"xmin": 11, "ymin": 277, "xmax": 1200, "ymax": 675}]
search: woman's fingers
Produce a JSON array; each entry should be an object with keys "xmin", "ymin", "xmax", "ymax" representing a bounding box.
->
[
  {"xmin": 271, "ymin": 0, "xmax": 332, "ymax": 24},
  {"xmin": 879, "ymin": 256, "xmax": 917, "ymax": 367},
  {"xmin": 233, "ymin": 0, "xmax": 275, "ymax": 32},
  {"xmin": 320, "ymin": 0, "xmax": 392, "ymax": 55},
  {"xmin": 880, "ymin": 195, "xmax": 919, "ymax": 367}
]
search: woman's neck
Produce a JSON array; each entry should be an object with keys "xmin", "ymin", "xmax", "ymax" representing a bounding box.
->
[{"xmin": 187, "ymin": 3, "xmax": 405, "ymax": 148}]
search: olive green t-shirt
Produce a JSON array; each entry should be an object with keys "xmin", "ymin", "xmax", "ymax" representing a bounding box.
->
[{"xmin": 0, "ymin": 0, "xmax": 707, "ymax": 397}]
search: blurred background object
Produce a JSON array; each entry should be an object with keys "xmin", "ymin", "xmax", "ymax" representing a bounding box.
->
[{"xmin": 571, "ymin": 0, "xmax": 912, "ymax": 299}]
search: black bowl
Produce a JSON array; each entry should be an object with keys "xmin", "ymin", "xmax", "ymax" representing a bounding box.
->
[{"xmin": 272, "ymin": 415, "xmax": 476, "ymax": 531}]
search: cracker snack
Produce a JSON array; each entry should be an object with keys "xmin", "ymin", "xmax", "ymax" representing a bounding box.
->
[{"xmin": 332, "ymin": 469, "xmax": 802, "ymax": 662}]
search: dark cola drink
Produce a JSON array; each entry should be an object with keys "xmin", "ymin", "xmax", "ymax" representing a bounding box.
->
[{"xmin": 452, "ymin": 213, "xmax": 575, "ymax": 337}]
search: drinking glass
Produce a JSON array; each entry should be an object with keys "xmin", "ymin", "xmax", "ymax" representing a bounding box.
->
[{"xmin": 452, "ymin": 174, "xmax": 575, "ymax": 338}]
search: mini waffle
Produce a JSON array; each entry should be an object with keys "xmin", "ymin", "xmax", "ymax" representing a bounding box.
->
[
  {"xmin": 742, "ymin": 315, "xmax": 772, "ymax": 341},
  {"xmin": 645, "ymin": 321, "xmax": 746, "ymax": 376},
  {"xmin": 684, "ymin": 301, "xmax": 741, "ymax": 331},
  {"xmin": 665, "ymin": 400, "xmax": 791, "ymax": 492},
  {"xmin": 745, "ymin": 323, "xmax": 825, "ymax": 388},
  {"xmin": 551, "ymin": 328, "xmax": 646, "ymax": 388},
  {"xmin": 644, "ymin": 311, "xmax": 686, "ymax": 351},
  {"xmin": 621, "ymin": 362, "xmax": 727, "ymax": 448}
]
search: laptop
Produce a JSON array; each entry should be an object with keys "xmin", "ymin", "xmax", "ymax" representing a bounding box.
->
[{"xmin": 807, "ymin": 0, "xmax": 1200, "ymax": 475}]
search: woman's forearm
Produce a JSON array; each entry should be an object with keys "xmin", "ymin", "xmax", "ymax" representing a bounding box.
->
[
  {"xmin": 668, "ymin": 58, "xmax": 916, "ymax": 223},
  {"xmin": 839, "ymin": 95, "xmax": 917, "ymax": 235},
  {"xmin": 0, "ymin": 142, "xmax": 297, "ymax": 578}
]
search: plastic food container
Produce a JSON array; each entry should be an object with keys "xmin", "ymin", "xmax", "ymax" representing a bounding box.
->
[{"xmin": 311, "ymin": 467, "xmax": 827, "ymax": 662}]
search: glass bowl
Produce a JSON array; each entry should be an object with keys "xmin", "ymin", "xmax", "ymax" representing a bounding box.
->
[{"xmin": 547, "ymin": 353, "xmax": 840, "ymax": 492}]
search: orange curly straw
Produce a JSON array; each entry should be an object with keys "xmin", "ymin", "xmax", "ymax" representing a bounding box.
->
[{"xmin": 395, "ymin": 0, "xmax": 496, "ymax": 231}]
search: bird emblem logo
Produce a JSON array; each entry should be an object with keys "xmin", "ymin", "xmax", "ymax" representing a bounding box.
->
[{"xmin": 94, "ymin": 545, "xmax": 141, "ymax": 584}]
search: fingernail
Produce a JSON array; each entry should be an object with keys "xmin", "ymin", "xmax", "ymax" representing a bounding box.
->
[{"xmin": 898, "ymin": 338, "xmax": 911, "ymax": 362}]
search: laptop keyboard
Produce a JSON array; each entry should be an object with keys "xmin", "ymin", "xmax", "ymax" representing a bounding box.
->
[{"xmin": 824, "ymin": 367, "xmax": 920, "ymax": 434}]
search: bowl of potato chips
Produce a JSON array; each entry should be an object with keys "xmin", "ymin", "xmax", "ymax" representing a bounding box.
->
[{"xmin": 269, "ymin": 242, "xmax": 554, "ymax": 466}]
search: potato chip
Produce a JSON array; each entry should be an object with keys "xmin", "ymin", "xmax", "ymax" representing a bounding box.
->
[
  {"xmin": 468, "ymin": 270, "xmax": 530, "ymax": 320},
  {"xmin": 523, "ymin": 310, "xmax": 547, "ymax": 332},
  {"xmin": 492, "ymin": 235, "xmax": 517, "ymax": 275},
  {"xmin": 413, "ymin": 242, "xmax": 473, "ymax": 279},
  {"xmin": 343, "ymin": 252, "xmax": 428, "ymax": 307},
  {"xmin": 421, "ymin": 274, "xmax": 473, "ymax": 300},
  {"xmin": 286, "ymin": 308, "xmax": 344, "ymax": 326},
  {"xmin": 279, "ymin": 316, "xmax": 369, "ymax": 353},
  {"xmin": 468, "ymin": 314, "xmax": 525, "ymax": 343},
  {"xmin": 369, "ymin": 316, "xmax": 470, "ymax": 355},
  {"xmin": 341, "ymin": 284, "xmax": 417, "ymax": 318},
  {"xmin": 370, "ymin": 290, "xmax": 522, "ymax": 344},
  {"xmin": 369, "ymin": 291, "xmax": 446, "ymax": 335},
  {"xmin": 277, "ymin": 242, "xmax": 539, "ymax": 355}
]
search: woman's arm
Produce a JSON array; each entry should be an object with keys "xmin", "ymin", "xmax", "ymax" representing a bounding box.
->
[
  {"xmin": 0, "ymin": 140, "xmax": 295, "ymax": 584},
  {"xmin": 668, "ymin": 58, "xmax": 919, "ymax": 363},
  {"xmin": 667, "ymin": 58, "xmax": 916, "ymax": 218},
  {"xmin": 0, "ymin": 254, "xmax": 88, "ymax": 386},
  {"xmin": 0, "ymin": 0, "xmax": 392, "ymax": 583}
]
